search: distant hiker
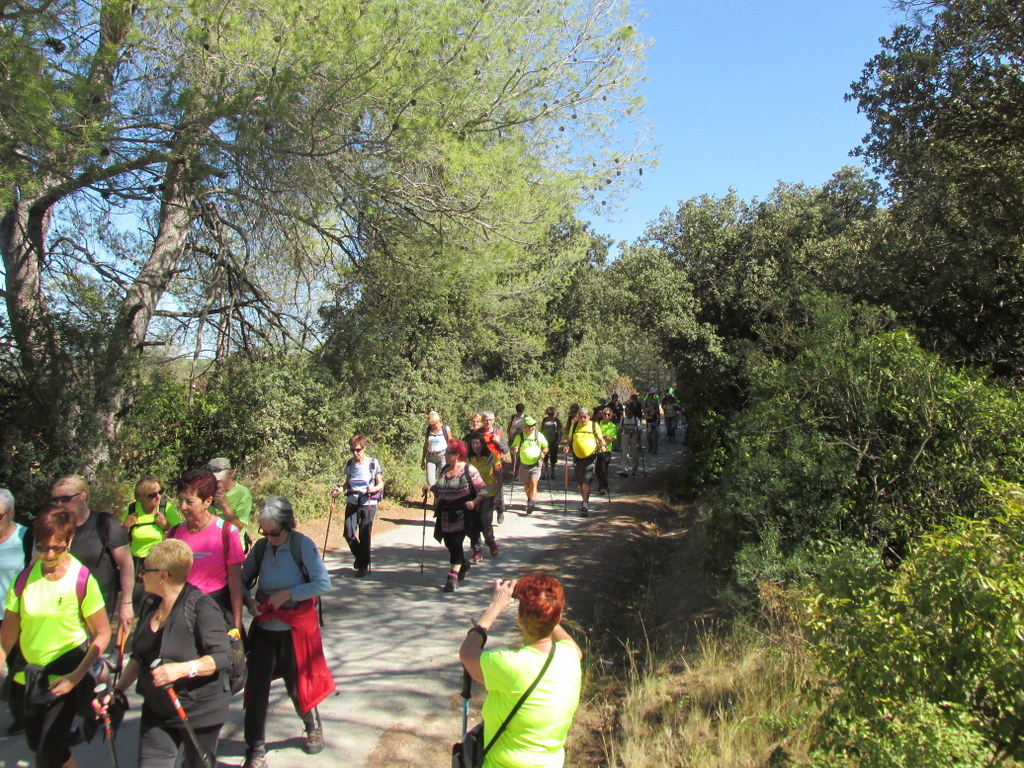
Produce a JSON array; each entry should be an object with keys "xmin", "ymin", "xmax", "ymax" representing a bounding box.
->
[
  {"xmin": 463, "ymin": 413, "xmax": 483, "ymax": 443},
  {"xmin": 421, "ymin": 411, "xmax": 453, "ymax": 490},
  {"xmin": 122, "ymin": 475, "xmax": 182, "ymax": 609},
  {"xmin": 427, "ymin": 439, "xmax": 484, "ymax": 592},
  {"xmin": 627, "ymin": 393, "xmax": 643, "ymax": 423},
  {"xmin": 540, "ymin": 407, "xmax": 563, "ymax": 479},
  {"xmin": 565, "ymin": 407, "xmax": 606, "ymax": 517},
  {"xmin": 511, "ymin": 417, "xmax": 549, "ymax": 515},
  {"xmin": 618, "ymin": 403, "xmax": 643, "ymax": 477},
  {"xmin": 596, "ymin": 408, "xmax": 618, "ymax": 494},
  {"xmin": 466, "ymin": 431, "xmax": 500, "ymax": 562},
  {"xmin": 662, "ymin": 394, "xmax": 679, "ymax": 444},
  {"xmin": 507, "ymin": 403, "xmax": 527, "ymax": 444},
  {"xmin": 642, "ymin": 393, "xmax": 660, "ymax": 454},
  {"xmin": 480, "ymin": 411, "xmax": 509, "ymax": 524},
  {"xmin": 333, "ymin": 435, "xmax": 383, "ymax": 578},
  {"xmin": 53, "ymin": 474, "xmax": 135, "ymax": 628}
]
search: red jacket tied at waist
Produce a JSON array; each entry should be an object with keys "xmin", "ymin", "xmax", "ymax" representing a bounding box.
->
[{"xmin": 253, "ymin": 597, "xmax": 335, "ymax": 713}]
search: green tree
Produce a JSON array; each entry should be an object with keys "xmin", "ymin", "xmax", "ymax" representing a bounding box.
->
[
  {"xmin": 1, "ymin": 0, "xmax": 650, "ymax": 476},
  {"xmin": 850, "ymin": 0, "xmax": 1024, "ymax": 375}
]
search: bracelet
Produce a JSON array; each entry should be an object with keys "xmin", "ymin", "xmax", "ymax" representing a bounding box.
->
[
  {"xmin": 188, "ymin": 660, "xmax": 198, "ymax": 678},
  {"xmin": 468, "ymin": 624, "xmax": 488, "ymax": 642},
  {"xmin": 121, "ymin": 601, "xmax": 133, "ymax": 605}
]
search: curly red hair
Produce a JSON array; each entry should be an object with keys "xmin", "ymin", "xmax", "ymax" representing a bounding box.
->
[{"xmin": 514, "ymin": 572, "xmax": 565, "ymax": 637}]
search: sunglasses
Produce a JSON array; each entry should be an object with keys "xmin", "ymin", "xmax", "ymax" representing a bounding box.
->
[
  {"xmin": 35, "ymin": 543, "xmax": 68, "ymax": 554},
  {"xmin": 51, "ymin": 492, "xmax": 83, "ymax": 504},
  {"xmin": 147, "ymin": 490, "xmax": 163, "ymax": 500},
  {"xmin": 259, "ymin": 528, "xmax": 285, "ymax": 538}
]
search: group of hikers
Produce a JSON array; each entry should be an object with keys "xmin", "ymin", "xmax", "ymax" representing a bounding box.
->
[
  {"xmin": 415, "ymin": 389, "xmax": 686, "ymax": 592},
  {"xmin": 0, "ymin": 465, "xmax": 332, "ymax": 768},
  {"xmin": 0, "ymin": 385, "xmax": 684, "ymax": 768}
]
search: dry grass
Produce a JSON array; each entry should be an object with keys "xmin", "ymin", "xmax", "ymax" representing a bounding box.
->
[{"xmin": 608, "ymin": 625, "xmax": 822, "ymax": 768}]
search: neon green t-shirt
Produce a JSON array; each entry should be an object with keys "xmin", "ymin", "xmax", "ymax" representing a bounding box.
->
[
  {"xmin": 213, "ymin": 482, "xmax": 253, "ymax": 526},
  {"xmin": 480, "ymin": 640, "xmax": 582, "ymax": 768},
  {"xmin": 598, "ymin": 422, "xmax": 617, "ymax": 444},
  {"xmin": 4, "ymin": 558, "xmax": 105, "ymax": 684},
  {"xmin": 121, "ymin": 500, "xmax": 182, "ymax": 558},
  {"xmin": 512, "ymin": 431, "xmax": 548, "ymax": 466}
]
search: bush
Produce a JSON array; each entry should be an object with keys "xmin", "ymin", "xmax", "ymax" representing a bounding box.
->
[{"xmin": 806, "ymin": 481, "xmax": 1024, "ymax": 759}]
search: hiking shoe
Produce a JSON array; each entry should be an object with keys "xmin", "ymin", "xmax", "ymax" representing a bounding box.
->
[
  {"xmin": 355, "ymin": 567, "xmax": 368, "ymax": 577},
  {"xmin": 443, "ymin": 574, "xmax": 457, "ymax": 592},
  {"xmin": 580, "ymin": 504, "xmax": 589, "ymax": 517},
  {"xmin": 243, "ymin": 751, "xmax": 269, "ymax": 768},
  {"xmin": 305, "ymin": 725, "xmax": 324, "ymax": 755},
  {"xmin": 458, "ymin": 561, "xmax": 471, "ymax": 581},
  {"xmin": 496, "ymin": 511, "xmax": 505, "ymax": 525},
  {"xmin": 470, "ymin": 548, "xmax": 483, "ymax": 564},
  {"xmin": 488, "ymin": 542, "xmax": 498, "ymax": 557},
  {"xmin": 526, "ymin": 500, "xmax": 535, "ymax": 515}
]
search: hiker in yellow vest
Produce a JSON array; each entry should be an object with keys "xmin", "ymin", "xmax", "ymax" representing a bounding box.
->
[{"xmin": 564, "ymin": 408, "xmax": 606, "ymax": 517}]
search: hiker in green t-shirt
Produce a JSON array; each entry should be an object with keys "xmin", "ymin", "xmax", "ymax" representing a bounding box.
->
[
  {"xmin": 207, "ymin": 457, "xmax": 253, "ymax": 548},
  {"xmin": 511, "ymin": 417, "xmax": 549, "ymax": 515},
  {"xmin": 596, "ymin": 408, "xmax": 618, "ymax": 494}
]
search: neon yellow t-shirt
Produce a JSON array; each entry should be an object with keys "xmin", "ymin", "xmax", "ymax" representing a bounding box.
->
[
  {"xmin": 598, "ymin": 422, "xmax": 618, "ymax": 444},
  {"xmin": 121, "ymin": 500, "xmax": 182, "ymax": 558},
  {"xmin": 4, "ymin": 558, "xmax": 105, "ymax": 684},
  {"xmin": 512, "ymin": 431, "xmax": 548, "ymax": 466},
  {"xmin": 569, "ymin": 422, "xmax": 601, "ymax": 459},
  {"xmin": 480, "ymin": 640, "xmax": 582, "ymax": 768}
]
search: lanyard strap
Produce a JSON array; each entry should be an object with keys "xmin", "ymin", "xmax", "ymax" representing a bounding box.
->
[{"xmin": 481, "ymin": 641, "xmax": 557, "ymax": 758}]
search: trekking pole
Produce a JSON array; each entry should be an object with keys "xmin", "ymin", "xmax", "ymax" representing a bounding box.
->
[
  {"xmin": 93, "ymin": 683, "xmax": 121, "ymax": 768},
  {"xmin": 420, "ymin": 489, "xmax": 429, "ymax": 574},
  {"xmin": 639, "ymin": 440, "xmax": 647, "ymax": 477},
  {"xmin": 562, "ymin": 455, "xmax": 569, "ymax": 515},
  {"xmin": 321, "ymin": 492, "xmax": 338, "ymax": 559},
  {"xmin": 150, "ymin": 659, "xmax": 216, "ymax": 768},
  {"xmin": 507, "ymin": 456, "xmax": 518, "ymax": 513},
  {"xmin": 546, "ymin": 459, "xmax": 555, "ymax": 506},
  {"xmin": 111, "ymin": 624, "xmax": 128, "ymax": 690}
]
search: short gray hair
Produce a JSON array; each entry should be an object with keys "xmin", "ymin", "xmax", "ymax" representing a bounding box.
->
[
  {"xmin": 0, "ymin": 488, "xmax": 13, "ymax": 516},
  {"xmin": 258, "ymin": 496, "xmax": 296, "ymax": 532},
  {"xmin": 481, "ymin": 411, "xmax": 495, "ymax": 420}
]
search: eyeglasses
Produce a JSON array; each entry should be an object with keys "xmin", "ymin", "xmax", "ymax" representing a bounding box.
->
[
  {"xmin": 35, "ymin": 543, "xmax": 68, "ymax": 554},
  {"xmin": 259, "ymin": 528, "xmax": 284, "ymax": 538},
  {"xmin": 51, "ymin": 492, "xmax": 83, "ymax": 504},
  {"xmin": 351, "ymin": 446, "xmax": 364, "ymax": 452},
  {"xmin": 147, "ymin": 490, "xmax": 163, "ymax": 500}
]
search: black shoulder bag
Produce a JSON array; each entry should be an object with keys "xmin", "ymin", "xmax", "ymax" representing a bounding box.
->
[{"xmin": 452, "ymin": 641, "xmax": 557, "ymax": 768}]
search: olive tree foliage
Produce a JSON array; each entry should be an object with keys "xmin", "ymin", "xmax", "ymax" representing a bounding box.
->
[
  {"xmin": 849, "ymin": 0, "xmax": 1024, "ymax": 375},
  {"xmin": 0, "ymin": 0, "xmax": 650, "ymax": 475}
]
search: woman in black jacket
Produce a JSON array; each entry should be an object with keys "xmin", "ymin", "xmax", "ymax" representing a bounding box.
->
[{"xmin": 97, "ymin": 538, "xmax": 232, "ymax": 768}]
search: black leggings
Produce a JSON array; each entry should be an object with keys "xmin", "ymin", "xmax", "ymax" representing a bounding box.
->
[
  {"xmin": 467, "ymin": 496, "xmax": 496, "ymax": 550},
  {"xmin": 139, "ymin": 718, "xmax": 223, "ymax": 768},
  {"xmin": 244, "ymin": 625, "xmax": 317, "ymax": 753},
  {"xmin": 442, "ymin": 531, "xmax": 467, "ymax": 566}
]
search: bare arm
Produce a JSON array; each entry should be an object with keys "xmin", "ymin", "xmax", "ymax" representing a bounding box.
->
[
  {"xmin": 111, "ymin": 543, "xmax": 136, "ymax": 629},
  {"xmin": 227, "ymin": 562, "xmax": 243, "ymax": 630},
  {"xmin": 51, "ymin": 607, "xmax": 111, "ymax": 697},
  {"xmin": 459, "ymin": 579, "xmax": 517, "ymax": 684}
]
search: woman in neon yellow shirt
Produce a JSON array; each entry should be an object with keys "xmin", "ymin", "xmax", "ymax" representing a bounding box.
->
[
  {"xmin": 1, "ymin": 506, "xmax": 111, "ymax": 768},
  {"xmin": 460, "ymin": 573, "xmax": 583, "ymax": 768}
]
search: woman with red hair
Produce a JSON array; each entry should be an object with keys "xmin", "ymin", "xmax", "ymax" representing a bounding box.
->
[
  {"xmin": 427, "ymin": 439, "xmax": 484, "ymax": 592},
  {"xmin": 459, "ymin": 573, "xmax": 583, "ymax": 766}
]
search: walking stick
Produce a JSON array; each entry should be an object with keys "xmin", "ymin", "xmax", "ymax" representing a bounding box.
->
[
  {"xmin": 420, "ymin": 490, "xmax": 429, "ymax": 574},
  {"xmin": 507, "ymin": 455, "xmax": 518, "ymax": 513},
  {"xmin": 639, "ymin": 439, "xmax": 647, "ymax": 477},
  {"xmin": 93, "ymin": 683, "xmax": 121, "ymax": 768},
  {"xmin": 321, "ymin": 492, "xmax": 338, "ymax": 559},
  {"xmin": 111, "ymin": 624, "xmax": 128, "ymax": 690},
  {"xmin": 546, "ymin": 459, "xmax": 555, "ymax": 506},
  {"xmin": 563, "ymin": 456, "xmax": 569, "ymax": 515},
  {"xmin": 151, "ymin": 659, "xmax": 216, "ymax": 768}
]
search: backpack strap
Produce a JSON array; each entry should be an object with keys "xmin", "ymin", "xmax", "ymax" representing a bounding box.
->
[
  {"xmin": 14, "ymin": 562, "xmax": 90, "ymax": 611},
  {"xmin": 13, "ymin": 565, "xmax": 31, "ymax": 599},
  {"xmin": 246, "ymin": 537, "xmax": 269, "ymax": 590}
]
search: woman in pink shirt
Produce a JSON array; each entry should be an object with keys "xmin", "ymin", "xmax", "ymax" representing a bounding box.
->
[{"xmin": 170, "ymin": 469, "xmax": 244, "ymax": 631}]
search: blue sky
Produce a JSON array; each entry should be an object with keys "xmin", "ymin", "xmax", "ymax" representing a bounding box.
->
[{"xmin": 585, "ymin": 0, "xmax": 905, "ymax": 245}]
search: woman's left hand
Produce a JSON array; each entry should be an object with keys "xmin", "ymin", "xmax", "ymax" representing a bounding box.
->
[
  {"xmin": 491, "ymin": 579, "xmax": 517, "ymax": 611},
  {"xmin": 268, "ymin": 589, "xmax": 292, "ymax": 609}
]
